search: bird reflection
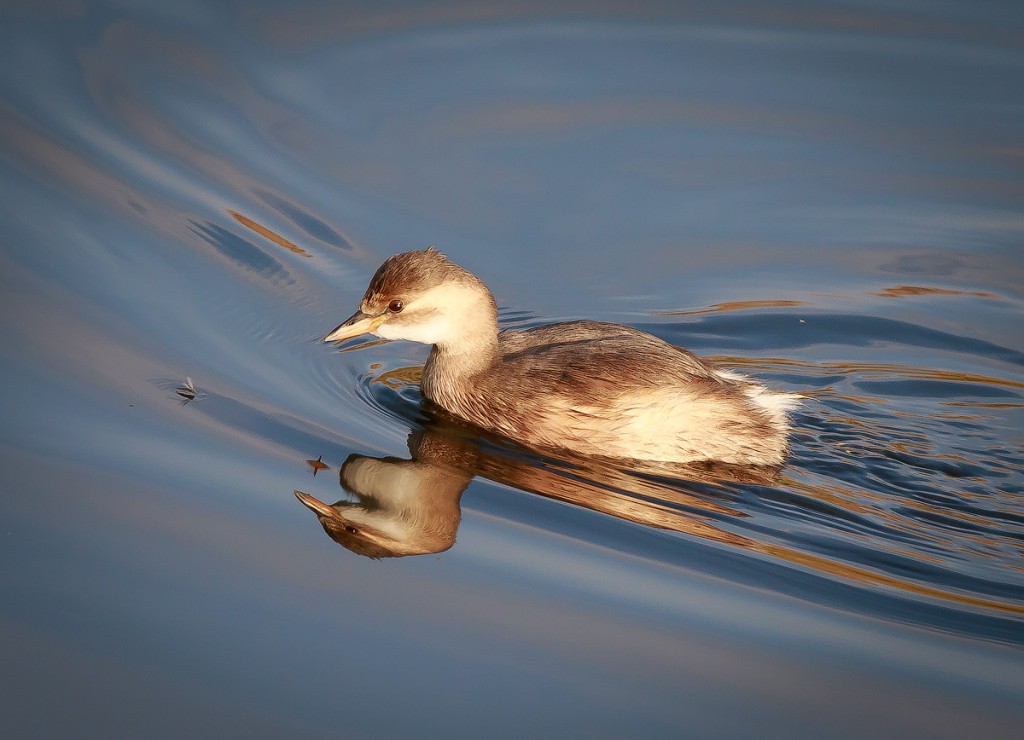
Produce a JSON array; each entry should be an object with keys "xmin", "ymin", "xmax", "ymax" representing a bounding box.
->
[{"xmin": 295, "ymin": 416, "xmax": 781, "ymax": 559}]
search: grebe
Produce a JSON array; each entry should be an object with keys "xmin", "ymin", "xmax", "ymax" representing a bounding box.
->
[{"xmin": 324, "ymin": 248, "xmax": 798, "ymax": 466}]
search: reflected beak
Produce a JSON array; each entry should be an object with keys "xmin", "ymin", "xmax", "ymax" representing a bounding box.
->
[
  {"xmin": 294, "ymin": 490, "xmax": 340, "ymax": 519},
  {"xmin": 322, "ymin": 310, "xmax": 386, "ymax": 343}
]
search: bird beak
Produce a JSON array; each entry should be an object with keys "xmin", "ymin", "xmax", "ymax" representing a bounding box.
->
[{"xmin": 322, "ymin": 310, "xmax": 386, "ymax": 343}]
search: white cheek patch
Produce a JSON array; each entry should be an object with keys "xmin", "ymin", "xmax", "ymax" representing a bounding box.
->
[
  {"xmin": 372, "ymin": 283, "xmax": 485, "ymax": 344},
  {"xmin": 375, "ymin": 312, "xmax": 452, "ymax": 344}
]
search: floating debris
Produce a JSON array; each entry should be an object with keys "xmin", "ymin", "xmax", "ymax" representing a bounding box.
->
[
  {"xmin": 175, "ymin": 376, "xmax": 204, "ymax": 404},
  {"xmin": 306, "ymin": 454, "xmax": 329, "ymax": 476}
]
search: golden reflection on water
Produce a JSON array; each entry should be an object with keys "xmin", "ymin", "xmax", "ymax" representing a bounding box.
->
[
  {"xmin": 872, "ymin": 285, "xmax": 997, "ymax": 299},
  {"xmin": 782, "ymin": 476, "xmax": 878, "ymax": 514},
  {"xmin": 752, "ymin": 542, "xmax": 1022, "ymax": 615},
  {"xmin": 716, "ymin": 356, "xmax": 1024, "ymax": 390},
  {"xmin": 654, "ymin": 285, "xmax": 999, "ymax": 320},
  {"xmin": 229, "ymin": 210, "xmax": 309, "ymax": 257},
  {"xmin": 943, "ymin": 401, "xmax": 1024, "ymax": 409},
  {"xmin": 655, "ymin": 299, "xmax": 805, "ymax": 316}
]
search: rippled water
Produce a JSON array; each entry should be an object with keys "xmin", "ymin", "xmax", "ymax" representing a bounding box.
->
[{"xmin": 2, "ymin": 1, "xmax": 1023, "ymax": 737}]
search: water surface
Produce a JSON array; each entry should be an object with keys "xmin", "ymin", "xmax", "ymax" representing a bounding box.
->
[{"xmin": 1, "ymin": 1, "xmax": 1023, "ymax": 737}]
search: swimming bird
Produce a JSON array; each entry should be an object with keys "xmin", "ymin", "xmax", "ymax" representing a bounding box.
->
[{"xmin": 323, "ymin": 248, "xmax": 799, "ymax": 466}]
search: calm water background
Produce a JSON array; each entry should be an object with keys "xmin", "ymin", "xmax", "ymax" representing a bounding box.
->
[{"xmin": 2, "ymin": 1, "xmax": 1023, "ymax": 737}]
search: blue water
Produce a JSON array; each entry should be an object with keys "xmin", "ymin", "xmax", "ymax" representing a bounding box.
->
[{"xmin": 2, "ymin": 1, "xmax": 1023, "ymax": 737}]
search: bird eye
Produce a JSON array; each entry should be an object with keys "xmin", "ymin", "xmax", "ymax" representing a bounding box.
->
[
  {"xmin": 344, "ymin": 525, "xmax": 359, "ymax": 535},
  {"xmin": 388, "ymin": 299, "xmax": 404, "ymax": 313}
]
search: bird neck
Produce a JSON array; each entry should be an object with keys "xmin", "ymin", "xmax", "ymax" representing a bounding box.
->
[
  {"xmin": 428, "ymin": 318, "xmax": 500, "ymax": 379},
  {"xmin": 421, "ymin": 309, "xmax": 499, "ymax": 415}
]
